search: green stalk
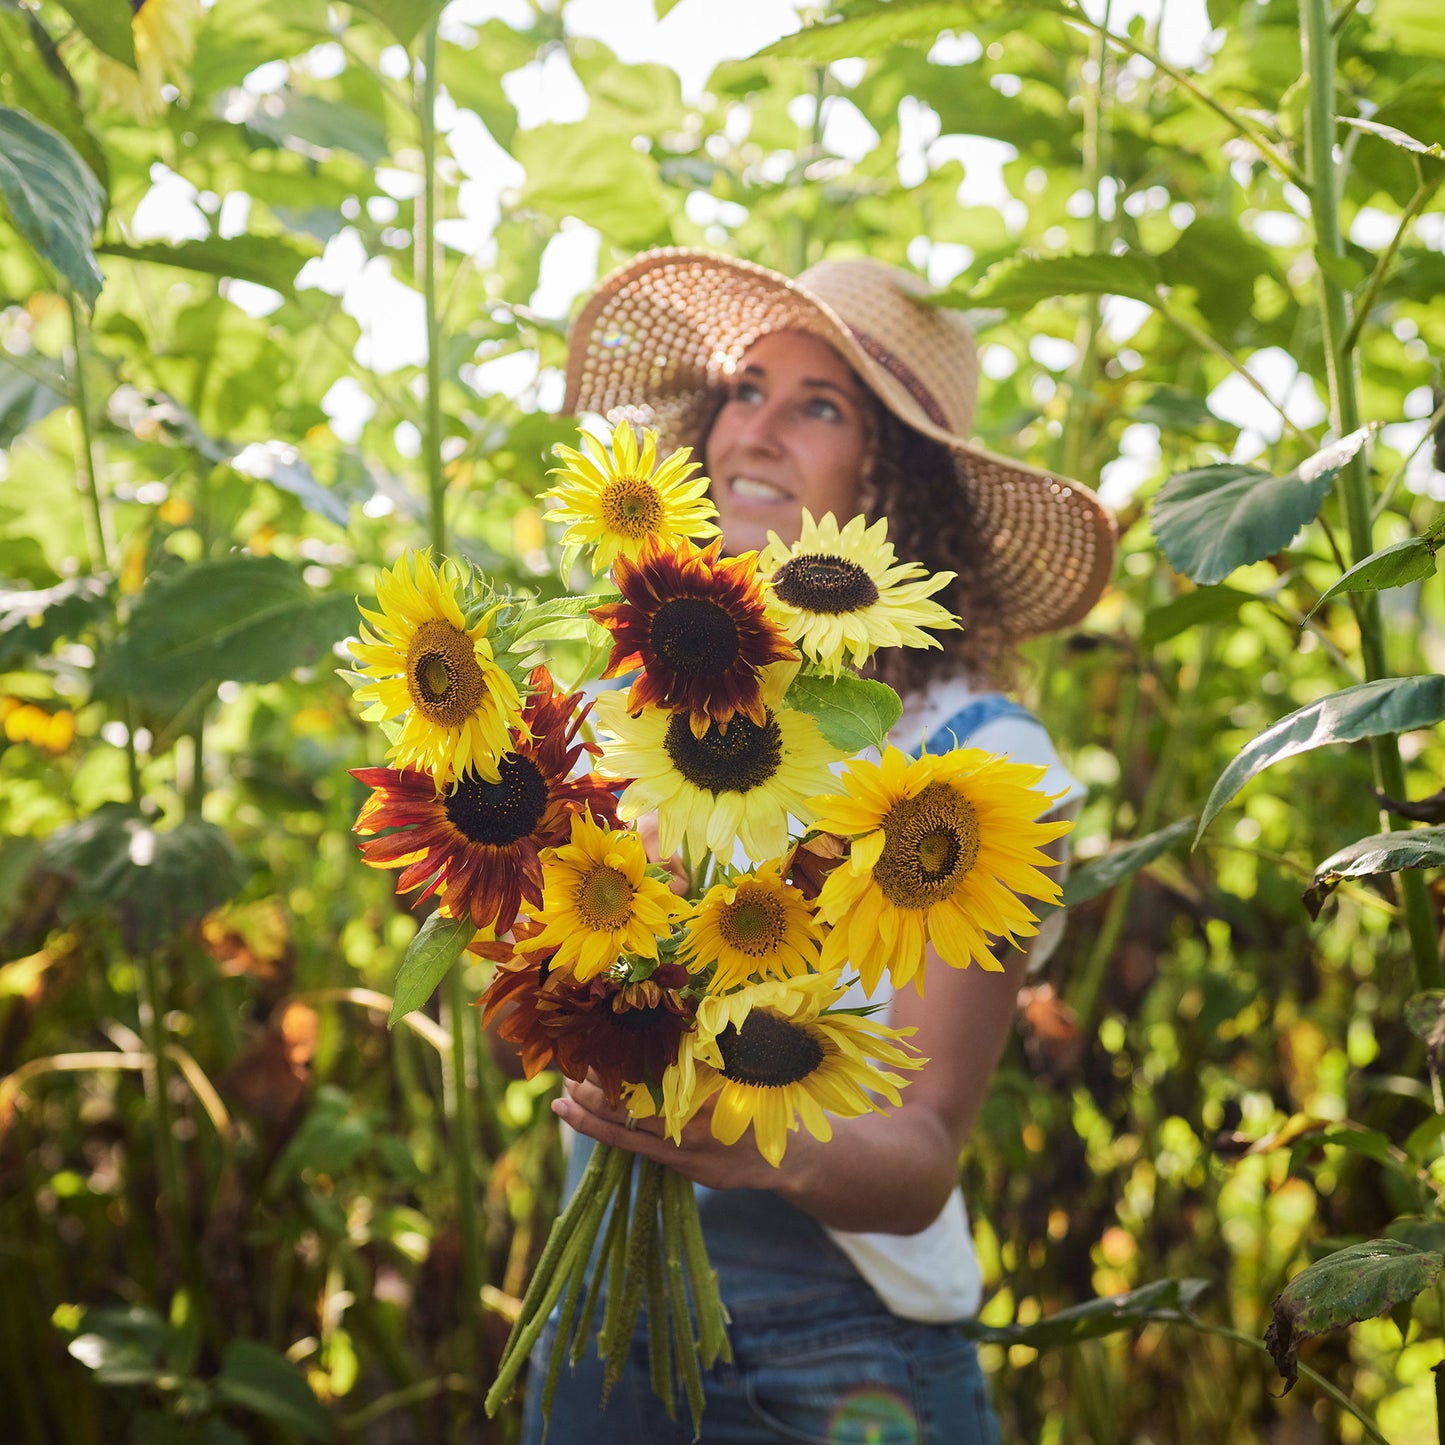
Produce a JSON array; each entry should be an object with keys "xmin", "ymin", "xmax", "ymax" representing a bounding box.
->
[
  {"xmin": 1300, "ymin": 0, "xmax": 1442, "ymax": 989},
  {"xmin": 1341, "ymin": 170, "xmax": 1443, "ymax": 357},
  {"xmin": 420, "ymin": 21, "xmax": 447, "ymax": 559},
  {"xmin": 65, "ymin": 290, "xmax": 110, "ymax": 574}
]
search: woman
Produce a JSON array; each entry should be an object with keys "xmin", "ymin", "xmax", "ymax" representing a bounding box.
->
[{"xmin": 522, "ymin": 251, "xmax": 1114, "ymax": 1444}]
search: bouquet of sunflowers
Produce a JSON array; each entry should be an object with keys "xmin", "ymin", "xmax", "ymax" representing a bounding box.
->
[{"xmin": 343, "ymin": 424, "xmax": 1070, "ymax": 1435}]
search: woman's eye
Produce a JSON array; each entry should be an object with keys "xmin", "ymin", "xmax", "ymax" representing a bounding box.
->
[
  {"xmin": 806, "ymin": 397, "xmax": 843, "ymax": 421},
  {"xmin": 733, "ymin": 380, "xmax": 763, "ymax": 404}
]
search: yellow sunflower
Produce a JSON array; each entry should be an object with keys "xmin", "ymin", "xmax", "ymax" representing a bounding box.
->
[
  {"xmin": 349, "ymin": 550, "xmax": 524, "ymax": 785},
  {"xmin": 523, "ymin": 811, "xmax": 690, "ymax": 983},
  {"xmin": 679, "ymin": 861, "xmax": 822, "ymax": 992},
  {"xmin": 758, "ymin": 510, "xmax": 959, "ymax": 676},
  {"xmin": 593, "ymin": 666, "xmax": 846, "ymax": 865},
  {"xmin": 650, "ymin": 970, "xmax": 922, "ymax": 1167},
  {"xmin": 545, "ymin": 425, "xmax": 720, "ymax": 574},
  {"xmin": 812, "ymin": 746, "xmax": 1072, "ymax": 995}
]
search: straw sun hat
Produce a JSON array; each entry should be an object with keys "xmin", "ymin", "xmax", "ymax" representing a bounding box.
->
[{"xmin": 563, "ymin": 248, "xmax": 1115, "ymax": 639}]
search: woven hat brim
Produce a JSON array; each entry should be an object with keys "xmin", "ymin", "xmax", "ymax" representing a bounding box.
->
[{"xmin": 563, "ymin": 248, "xmax": 1115, "ymax": 639}]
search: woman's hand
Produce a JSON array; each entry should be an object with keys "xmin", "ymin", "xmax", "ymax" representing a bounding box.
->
[{"xmin": 552, "ymin": 1075, "xmax": 794, "ymax": 1193}]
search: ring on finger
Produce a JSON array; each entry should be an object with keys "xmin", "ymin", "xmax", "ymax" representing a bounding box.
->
[{"xmin": 624, "ymin": 1116, "xmax": 639, "ymax": 1132}]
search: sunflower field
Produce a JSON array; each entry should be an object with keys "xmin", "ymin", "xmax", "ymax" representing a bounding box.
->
[{"xmin": 4, "ymin": 0, "xmax": 1445, "ymax": 1440}]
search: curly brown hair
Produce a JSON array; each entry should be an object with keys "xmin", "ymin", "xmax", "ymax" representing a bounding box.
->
[{"xmin": 686, "ymin": 384, "xmax": 1018, "ymax": 698}]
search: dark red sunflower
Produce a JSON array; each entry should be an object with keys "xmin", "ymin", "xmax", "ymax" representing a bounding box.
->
[
  {"xmin": 591, "ymin": 535, "xmax": 795, "ymax": 738},
  {"xmin": 350, "ymin": 667, "xmax": 619, "ymax": 933}
]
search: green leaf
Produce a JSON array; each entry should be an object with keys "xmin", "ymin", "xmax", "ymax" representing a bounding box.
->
[
  {"xmin": 0, "ymin": 574, "xmax": 112, "ymax": 669},
  {"xmin": 654, "ymin": 0, "xmax": 686, "ymax": 16},
  {"xmin": 784, "ymin": 671, "xmax": 902, "ymax": 754},
  {"xmin": 1304, "ymin": 826, "xmax": 1445, "ymax": 917},
  {"xmin": 1141, "ymin": 586, "xmax": 1254, "ymax": 647},
  {"xmin": 66, "ymin": 1305, "xmax": 171, "ymax": 1387},
  {"xmin": 216, "ymin": 1340, "xmax": 330, "ymax": 1442},
  {"xmin": 961, "ymin": 1278, "xmax": 1210, "ymax": 1349},
  {"xmin": 1151, "ymin": 428, "xmax": 1373, "ymax": 586},
  {"xmin": 1303, "ymin": 521, "xmax": 1445, "ymax": 621},
  {"xmin": 0, "ymin": 106, "xmax": 104, "ymax": 306},
  {"xmin": 389, "ymin": 910, "xmax": 474, "ymax": 1027},
  {"xmin": 760, "ymin": 0, "xmax": 1065, "ymax": 63},
  {"xmin": 1338, "ymin": 115, "xmax": 1445, "ymax": 161},
  {"xmin": 46, "ymin": 0, "xmax": 135, "ymax": 66},
  {"xmin": 1265, "ymin": 1240, "xmax": 1442, "ymax": 1393},
  {"xmin": 1063, "ymin": 818, "xmax": 1196, "ymax": 907},
  {"xmin": 42, "ymin": 805, "xmax": 247, "ymax": 951},
  {"xmin": 1386, "ymin": 1219, "xmax": 1445, "ymax": 1254},
  {"xmin": 1284, "ymin": 1123, "xmax": 1402, "ymax": 1176},
  {"xmin": 229, "ymin": 442, "xmax": 351, "ymax": 527},
  {"xmin": 0, "ymin": 349, "xmax": 66, "ymax": 447},
  {"xmin": 343, "ymin": 0, "xmax": 443, "ymax": 47},
  {"xmin": 1198, "ymin": 676, "xmax": 1445, "ymax": 840},
  {"xmin": 950, "ymin": 251, "xmax": 1162, "ymax": 311},
  {"xmin": 505, "ymin": 593, "xmax": 608, "ymax": 650},
  {"xmin": 95, "ymin": 556, "xmax": 357, "ymax": 704},
  {"xmin": 96, "ymin": 236, "xmax": 321, "ymax": 298}
]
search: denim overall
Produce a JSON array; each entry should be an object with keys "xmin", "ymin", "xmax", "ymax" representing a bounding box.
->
[{"xmin": 517, "ymin": 698, "xmax": 1033, "ymax": 1444}]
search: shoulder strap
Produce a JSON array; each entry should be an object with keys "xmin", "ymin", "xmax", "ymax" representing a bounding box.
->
[{"xmin": 915, "ymin": 695, "xmax": 1040, "ymax": 758}]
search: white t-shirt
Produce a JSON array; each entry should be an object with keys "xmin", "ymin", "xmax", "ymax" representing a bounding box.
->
[{"xmin": 822, "ymin": 673, "xmax": 1085, "ymax": 1322}]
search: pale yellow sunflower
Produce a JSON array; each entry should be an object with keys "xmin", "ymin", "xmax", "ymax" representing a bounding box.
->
[
  {"xmin": 812, "ymin": 745, "xmax": 1071, "ymax": 995},
  {"xmin": 545, "ymin": 425, "xmax": 719, "ymax": 574},
  {"xmin": 759, "ymin": 510, "xmax": 959, "ymax": 676},
  {"xmin": 679, "ymin": 861, "xmax": 822, "ymax": 992},
  {"xmin": 523, "ymin": 811, "xmax": 690, "ymax": 983},
  {"xmin": 349, "ymin": 550, "xmax": 524, "ymax": 785},
  {"xmin": 648, "ymin": 970, "xmax": 922, "ymax": 1167},
  {"xmin": 593, "ymin": 665, "xmax": 845, "ymax": 866}
]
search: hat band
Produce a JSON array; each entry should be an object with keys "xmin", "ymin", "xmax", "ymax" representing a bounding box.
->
[{"xmin": 848, "ymin": 327, "xmax": 951, "ymax": 431}]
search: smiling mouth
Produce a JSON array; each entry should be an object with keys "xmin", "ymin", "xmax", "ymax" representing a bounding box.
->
[{"xmin": 728, "ymin": 476, "xmax": 792, "ymax": 503}]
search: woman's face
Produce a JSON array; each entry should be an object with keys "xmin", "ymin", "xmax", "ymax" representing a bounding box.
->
[{"xmin": 705, "ymin": 331, "xmax": 872, "ymax": 555}]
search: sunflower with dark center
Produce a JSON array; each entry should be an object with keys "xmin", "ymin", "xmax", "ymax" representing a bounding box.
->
[
  {"xmin": 656, "ymin": 971, "xmax": 922, "ymax": 1167},
  {"xmin": 680, "ymin": 861, "xmax": 822, "ymax": 992},
  {"xmin": 591, "ymin": 535, "xmax": 795, "ymax": 738},
  {"xmin": 593, "ymin": 667, "xmax": 846, "ymax": 865},
  {"xmin": 349, "ymin": 668, "xmax": 617, "ymax": 933},
  {"xmin": 759, "ymin": 510, "xmax": 960, "ymax": 677},
  {"xmin": 811, "ymin": 745, "xmax": 1073, "ymax": 995},
  {"xmin": 523, "ymin": 811, "xmax": 690, "ymax": 983},
  {"xmin": 545, "ymin": 424, "xmax": 720, "ymax": 574},
  {"xmin": 349, "ymin": 550, "xmax": 524, "ymax": 785}
]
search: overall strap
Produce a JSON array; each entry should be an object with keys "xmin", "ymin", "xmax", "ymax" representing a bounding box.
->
[{"xmin": 916, "ymin": 695, "xmax": 1040, "ymax": 758}]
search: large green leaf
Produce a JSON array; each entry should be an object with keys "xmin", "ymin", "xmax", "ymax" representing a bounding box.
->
[
  {"xmin": 0, "ymin": 106, "xmax": 104, "ymax": 306},
  {"xmin": 97, "ymin": 236, "xmax": 322, "ymax": 298},
  {"xmin": 95, "ymin": 556, "xmax": 356, "ymax": 704},
  {"xmin": 946, "ymin": 252, "xmax": 1162, "ymax": 311},
  {"xmin": 1063, "ymin": 818, "xmax": 1196, "ymax": 907},
  {"xmin": 761, "ymin": 0, "xmax": 1065, "ymax": 63},
  {"xmin": 42, "ymin": 805, "xmax": 248, "ymax": 951},
  {"xmin": 1303, "ymin": 517, "xmax": 1445, "ymax": 621},
  {"xmin": 1339, "ymin": 115, "xmax": 1445, "ymax": 162},
  {"xmin": 1140, "ymin": 586, "xmax": 1254, "ymax": 647},
  {"xmin": 47, "ymin": 0, "xmax": 135, "ymax": 66},
  {"xmin": 344, "ymin": 0, "xmax": 443, "ymax": 47},
  {"xmin": 389, "ymin": 909, "xmax": 474, "ymax": 1027},
  {"xmin": 0, "ymin": 350, "xmax": 66, "ymax": 448},
  {"xmin": 784, "ymin": 671, "xmax": 902, "ymax": 754},
  {"xmin": 1304, "ymin": 825, "xmax": 1445, "ymax": 917},
  {"xmin": 1151, "ymin": 429, "xmax": 1373, "ymax": 586},
  {"xmin": 66, "ymin": 1306, "xmax": 171, "ymax": 1387},
  {"xmin": 961, "ymin": 1278, "xmax": 1210, "ymax": 1349},
  {"xmin": 216, "ymin": 1340, "xmax": 330, "ymax": 1441},
  {"xmin": 1197, "ymin": 675, "xmax": 1445, "ymax": 839},
  {"xmin": 1265, "ymin": 1241, "xmax": 1442, "ymax": 1392}
]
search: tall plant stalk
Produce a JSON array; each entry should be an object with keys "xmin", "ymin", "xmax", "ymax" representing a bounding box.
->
[
  {"xmin": 1300, "ymin": 0, "xmax": 1442, "ymax": 989},
  {"xmin": 415, "ymin": 18, "xmax": 485, "ymax": 1361}
]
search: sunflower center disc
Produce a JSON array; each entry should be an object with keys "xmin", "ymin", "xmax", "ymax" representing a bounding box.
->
[
  {"xmin": 444, "ymin": 754, "xmax": 549, "ymax": 846},
  {"xmin": 600, "ymin": 478, "xmax": 663, "ymax": 539},
  {"xmin": 716, "ymin": 1010, "xmax": 824, "ymax": 1087},
  {"xmin": 719, "ymin": 888, "xmax": 788, "ymax": 956},
  {"xmin": 663, "ymin": 711, "xmax": 782, "ymax": 795},
  {"xmin": 649, "ymin": 596, "xmax": 741, "ymax": 676},
  {"xmin": 772, "ymin": 553, "xmax": 880, "ymax": 615},
  {"xmin": 406, "ymin": 619, "xmax": 485, "ymax": 726},
  {"xmin": 873, "ymin": 780, "xmax": 980, "ymax": 909},
  {"xmin": 576, "ymin": 864, "xmax": 636, "ymax": 930}
]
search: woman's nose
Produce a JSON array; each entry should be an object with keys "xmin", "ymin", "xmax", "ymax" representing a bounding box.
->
[{"xmin": 735, "ymin": 400, "xmax": 784, "ymax": 455}]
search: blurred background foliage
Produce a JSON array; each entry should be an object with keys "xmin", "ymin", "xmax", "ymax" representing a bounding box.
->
[{"xmin": 2, "ymin": 0, "xmax": 1444, "ymax": 1439}]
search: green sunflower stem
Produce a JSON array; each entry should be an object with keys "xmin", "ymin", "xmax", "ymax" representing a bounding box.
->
[
  {"xmin": 581, "ymin": 1149, "xmax": 633, "ymax": 1366},
  {"xmin": 418, "ymin": 19, "xmax": 446, "ymax": 557},
  {"xmin": 644, "ymin": 1214, "xmax": 675, "ymax": 1418},
  {"xmin": 445, "ymin": 964, "xmax": 485, "ymax": 1364},
  {"xmin": 666, "ymin": 1164, "xmax": 730, "ymax": 1367},
  {"xmin": 601, "ymin": 1155, "xmax": 662, "ymax": 1405},
  {"xmin": 661, "ymin": 1169, "xmax": 706, "ymax": 1437},
  {"xmin": 1300, "ymin": 0, "xmax": 1442, "ymax": 990}
]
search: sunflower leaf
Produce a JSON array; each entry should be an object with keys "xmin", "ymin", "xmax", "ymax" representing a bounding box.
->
[
  {"xmin": 783, "ymin": 672, "xmax": 901, "ymax": 754},
  {"xmin": 389, "ymin": 909, "xmax": 474, "ymax": 1028}
]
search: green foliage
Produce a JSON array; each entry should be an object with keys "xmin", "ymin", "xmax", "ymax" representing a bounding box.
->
[
  {"xmin": 1063, "ymin": 817, "xmax": 1196, "ymax": 907},
  {"xmin": 388, "ymin": 909, "xmax": 474, "ymax": 1025},
  {"xmin": 1305, "ymin": 827, "xmax": 1445, "ymax": 918},
  {"xmin": 783, "ymin": 670, "xmax": 902, "ymax": 753}
]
